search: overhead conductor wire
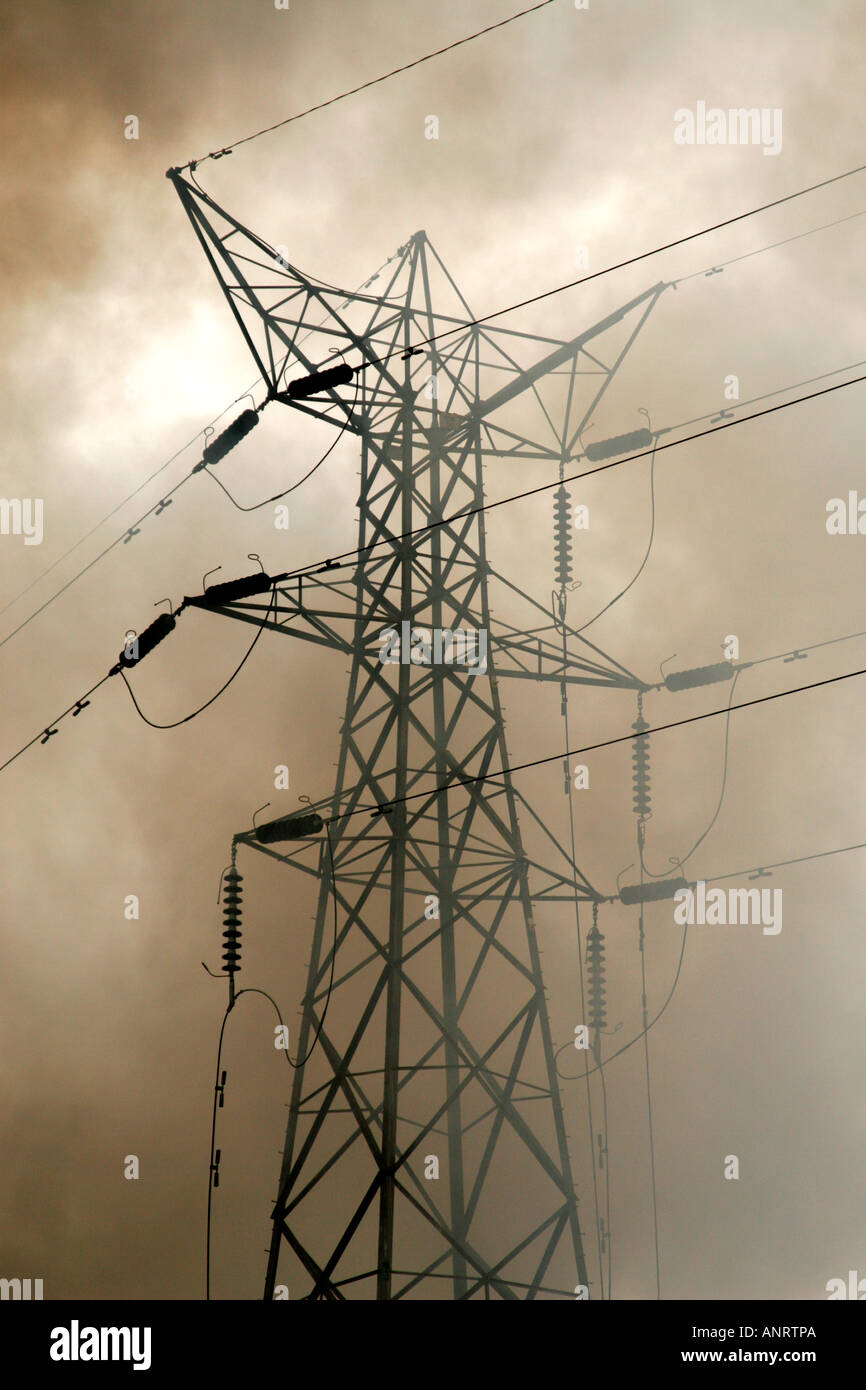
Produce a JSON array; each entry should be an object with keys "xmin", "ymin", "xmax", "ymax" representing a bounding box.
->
[
  {"xmin": 553, "ymin": 456, "xmax": 606, "ymax": 1297},
  {"xmin": 640, "ymin": 667, "xmax": 743, "ymax": 878},
  {"xmin": 178, "ymin": 1, "xmax": 564, "ymax": 171},
  {"xmin": 7, "ymin": 0, "xmax": 863, "ymax": 1299},
  {"xmin": 206, "ymin": 823, "xmax": 339, "ymax": 1298},
  {"xmin": 119, "ymin": 587, "xmax": 278, "ymax": 730},
  {"xmin": 634, "ymin": 690, "xmax": 661, "ymax": 1299},
  {"xmin": 203, "ymin": 376, "xmax": 360, "ymax": 512},
  {"xmin": 3, "ymin": 546, "xmax": 866, "ymax": 784},
  {"xmin": 3, "ymin": 180, "xmax": 864, "ymax": 654}
]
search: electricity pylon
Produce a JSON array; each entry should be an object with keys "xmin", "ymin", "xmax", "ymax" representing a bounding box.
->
[{"xmin": 169, "ymin": 170, "xmax": 666, "ymax": 1299}]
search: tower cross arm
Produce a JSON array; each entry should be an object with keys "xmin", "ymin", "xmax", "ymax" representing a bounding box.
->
[
  {"xmin": 470, "ymin": 283, "xmax": 667, "ymax": 423},
  {"xmin": 491, "ymin": 629, "xmax": 642, "ymax": 690}
]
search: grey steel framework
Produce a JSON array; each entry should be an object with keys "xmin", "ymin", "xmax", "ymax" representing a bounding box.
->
[{"xmin": 170, "ymin": 172, "xmax": 664, "ymax": 1299}]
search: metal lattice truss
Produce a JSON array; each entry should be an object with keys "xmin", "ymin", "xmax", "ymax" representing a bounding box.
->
[{"xmin": 170, "ymin": 173, "xmax": 663, "ymax": 1298}]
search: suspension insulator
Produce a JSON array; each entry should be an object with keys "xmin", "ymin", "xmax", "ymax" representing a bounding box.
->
[
  {"xmin": 584, "ymin": 427, "xmax": 652, "ymax": 462},
  {"xmin": 221, "ymin": 868, "xmax": 243, "ymax": 974},
  {"xmin": 664, "ymin": 661, "xmax": 735, "ymax": 691},
  {"xmin": 632, "ymin": 713, "xmax": 651, "ymax": 818},
  {"xmin": 201, "ymin": 409, "xmax": 260, "ymax": 466},
  {"xmin": 283, "ymin": 362, "xmax": 354, "ymax": 401},
  {"xmin": 619, "ymin": 875, "xmax": 688, "ymax": 906},
  {"xmin": 586, "ymin": 926, "xmax": 607, "ymax": 1032},
  {"xmin": 117, "ymin": 611, "xmax": 176, "ymax": 668},
  {"xmin": 255, "ymin": 810, "xmax": 324, "ymax": 844},
  {"xmin": 188, "ymin": 571, "xmax": 273, "ymax": 607},
  {"xmin": 553, "ymin": 485, "xmax": 573, "ymax": 588}
]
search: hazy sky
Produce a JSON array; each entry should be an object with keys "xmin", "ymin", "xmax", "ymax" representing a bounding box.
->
[{"xmin": 1, "ymin": 0, "xmax": 864, "ymax": 1301}]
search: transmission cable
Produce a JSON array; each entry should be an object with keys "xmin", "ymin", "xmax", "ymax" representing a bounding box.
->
[
  {"xmin": 3, "ymin": 233, "xmax": 862, "ymax": 656},
  {"xmin": 636, "ymin": 855, "xmax": 661, "ymax": 1298},
  {"xmin": 559, "ymin": 667, "xmax": 605, "ymax": 1295},
  {"xmin": 203, "ymin": 378, "xmax": 360, "ymax": 512},
  {"xmin": 1, "ymin": 372, "xmax": 864, "ymax": 780},
  {"xmin": 0, "ymin": 247, "xmax": 400, "ymax": 651},
  {"xmin": 205, "ymin": 823, "xmax": 339, "ymax": 1298},
  {"xmin": 262, "ymin": 371, "xmax": 866, "ymax": 590},
  {"xmin": 327, "ymin": 663, "xmax": 866, "ymax": 820},
  {"xmin": 118, "ymin": 588, "xmax": 277, "ymax": 730},
  {"xmin": 555, "ymin": 923, "xmax": 689, "ymax": 1085},
  {"xmin": 0, "ymin": 383, "xmax": 264, "ymax": 623},
  {"xmin": 348, "ymin": 667, "xmax": 861, "ymax": 817},
  {"xmin": 360, "ymin": 164, "xmax": 866, "ymax": 370},
  {"xmin": 574, "ymin": 435, "xmax": 657, "ymax": 635},
  {"xmin": 179, "ymin": 0, "xmax": 563, "ymax": 171},
  {"xmin": 555, "ymin": 835, "xmax": 866, "ymax": 1105},
  {"xmin": 0, "ymin": 672, "xmax": 116, "ymax": 777},
  {"xmin": 598, "ymin": 1062, "xmax": 612, "ymax": 1298},
  {"xmin": 641, "ymin": 666, "xmax": 742, "ymax": 877},
  {"xmin": 676, "ymin": 207, "xmax": 866, "ymax": 285},
  {"xmin": 3, "ymin": 615, "xmax": 864, "ymax": 788}
]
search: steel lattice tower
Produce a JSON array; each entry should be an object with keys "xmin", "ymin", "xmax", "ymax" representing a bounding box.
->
[{"xmin": 169, "ymin": 171, "xmax": 664, "ymax": 1299}]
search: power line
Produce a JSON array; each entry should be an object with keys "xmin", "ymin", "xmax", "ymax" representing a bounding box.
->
[
  {"xmin": 2, "ymin": 368, "xmax": 863, "ymax": 778},
  {"xmin": 203, "ymin": 379, "xmax": 359, "ymax": 512},
  {"xmin": 0, "ymin": 383, "xmax": 264, "ymax": 624},
  {"xmin": 204, "ymin": 983, "xmax": 317, "ymax": 1299},
  {"xmin": 745, "ymin": 627, "xmax": 866, "ymax": 668},
  {"xmin": 0, "ymin": 591, "xmax": 278, "ymax": 775},
  {"xmin": 3, "ymin": 389, "xmax": 865, "ymax": 781},
  {"xmin": 598, "ymin": 1060, "xmax": 612, "ymax": 1298},
  {"xmin": 3, "ymin": 572, "xmax": 861, "ymax": 817},
  {"xmin": 267, "ymin": 371, "xmax": 866, "ymax": 588},
  {"xmin": 3, "ymin": 225, "xmax": 860, "ymax": 656},
  {"xmin": 4, "ymin": 348, "xmax": 858, "ymax": 675},
  {"xmin": 653, "ymin": 358, "xmax": 866, "ymax": 439},
  {"xmin": 0, "ymin": 672, "xmax": 115, "ymax": 777},
  {"xmin": 676, "ymin": 207, "xmax": 866, "ymax": 284},
  {"xmin": 1, "ymin": 356, "xmax": 840, "ymax": 658},
  {"xmin": 637, "ymin": 863, "xmax": 661, "ymax": 1299},
  {"xmin": 341, "ymin": 664, "xmax": 866, "ymax": 821},
  {"xmin": 205, "ymin": 825, "xmax": 340, "ymax": 1299},
  {"xmin": 704, "ymin": 840, "xmax": 866, "ymax": 884},
  {"xmin": 178, "ymin": 0, "xmax": 562, "ymax": 171},
  {"xmin": 0, "ymin": 469, "xmax": 200, "ymax": 655},
  {"xmin": 574, "ymin": 436, "xmax": 657, "ymax": 635},
  {"xmin": 365, "ymin": 163, "xmax": 866, "ymax": 368},
  {"xmin": 556, "ymin": 921, "xmax": 689, "ymax": 1084},
  {"xmin": 6, "ymin": 650, "xmax": 861, "ymax": 902},
  {"xmin": 560, "ymin": 674, "xmax": 605, "ymax": 1295},
  {"xmin": 0, "ymin": 249, "xmax": 401, "ymax": 650},
  {"xmin": 206, "ymin": 996, "xmax": 235, "ymax": 1301},
  {"xmin": 641, "ymin": 667, "xmax": 742, "ymax": 876},
  {"xmin": 118, "ymin": 588, "xmax": 277, "ymax": 730},
  {"xmin": 555, "ymin": 836, "xmax": 866, "ymax": 1091}
]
